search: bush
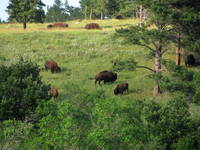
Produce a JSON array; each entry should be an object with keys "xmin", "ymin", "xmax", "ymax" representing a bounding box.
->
[
  {"xmin": 162, "ymin": 60, "xmax": 194, "ymax": 81},
  {"xmin": 0, "ymin": 120, "xmax": 33, "ymax": 150},
  {"xmin": 112, "ymin": 57, "xmax": 137, "ymax": 72},
  {"xmin": 192, "ymin": 72, "xmax": 200, "ymax": 105},
  {"xmin": 88, "ymin": 99, "xmax": 146, "ymax": 150},
  {"xmin": 160, "ymin": 60, "xmax": 195, "ymax": 98},
  {"xmin": 144, "ymin": 98, "xmax": 191, "ymax": 150},
  {"xmin": 0, "ymin": 58, "xmax": 50, "ymax": 121}
]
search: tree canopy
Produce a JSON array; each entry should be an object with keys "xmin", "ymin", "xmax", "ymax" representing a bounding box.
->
[{"xmin": 7, "ymin": 0, "xmax": 46, "ymax": 29}]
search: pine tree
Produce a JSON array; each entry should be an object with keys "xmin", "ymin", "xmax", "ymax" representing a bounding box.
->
[
  {"xmin": 116, "ymin": 0, "xmax": 173, "ymax": 96},
  {"xmin": 96, "ymin": 0, "xmax": 107, "ymax": 20},
  {"xmin": 45, "ymin": 0, "xmax": 69, "ymax": 22},
  {"xmin": 7, "ymin": 0, "xmax": 45, "ymax": 29},
  {"xmin": 170, "ymin": 0, "xmax": 200, "ymax": 65},
  {"xmin": 80, "ymin": 0, "xmax": 96, "ymax": 19}
]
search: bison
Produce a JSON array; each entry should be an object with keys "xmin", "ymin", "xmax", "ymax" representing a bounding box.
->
[
  {"xmin": 115, "ymin": 15, "xmax": 123, "ymax": 19},
  {"xmin": 49, "ymin": 88, "xmax": 59, "ymax": 98},
  {"xmin": 95, "ymin": 71, "xmax": 117, "ymax": 85},
  {"xmin": 85, "ymin": 23, "xmax": 101, "ymax": 29},
  {"xmin": 47, "ymin": 23, "xmax": 68, "ymax": 28},
  {"xmin": 44, "ymin": 60, "xmax": 61, "ymax": 73},
  {"xmin": 47, "ymin": 24, "xmax": 53, "ymax": 28},
  {"xmin": 185, "ymin": 54, "xmax": 196, "ymax": 67},
  {"xmin": 114, "ymin": 83, "xmax": 128, "ymax": 95}
]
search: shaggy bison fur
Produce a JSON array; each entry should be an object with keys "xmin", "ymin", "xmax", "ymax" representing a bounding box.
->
[
  {"xmin": 114, "ymin": 83, "xmax": 128, "ymax": 95},
  {"xmin": 44, "ymin": 60, "xmax": 61, "ymax": 73},
  {"xmin": 85, "ymin": 23, "xmax": 101, "ymax": 29},
  {"xmin": 49, "ymin": 88, "xmax": 59, "ymax": 98},
  {"xmin": 185, "ymin": 54, "xmax": 196, "ymax": 66},
  {"xmin": 47, "ymin": 23, "xmax": 68, "ymax": 28},
  {"xmin": 95, "ymin": 71, "xmax": 117, "ymax": 85}
]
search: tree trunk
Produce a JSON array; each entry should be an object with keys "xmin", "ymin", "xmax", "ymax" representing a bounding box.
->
[
  {"xmin": 23, "ymin": 22, "xmax": 27, "ymax": 30},
  {"xmin": 139, "ymin": 5, "xmax": 143, "ymax": 26},
  {"xmin": 153, "ymin": 44, "xmax": 162, "ymax": 96},
  {"xmin": 85, "ymin": 6, "xmax": 88, "ymax": 19},
  {"xmin": 176, "ymin": 32, "xmax": 181, "ymax": 66},
  {"xmin": 153, "ymin": 80, "xmax": 161, "ymax": 96},
  {"xmin": 101, "ymin": 11, "xmax": 104, "ymax": 20},
  {"xmin": 89, "ymin": 8, "xmax": 93, "ymax": 20}
]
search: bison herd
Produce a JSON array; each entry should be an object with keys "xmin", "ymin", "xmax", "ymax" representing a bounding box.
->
[
  {"xmin": 45, "ymin": 60, "xmax": 129, "ymax": 98},
  {"xmin": 45, "ymin": 53, "xmax": 197, "ymax": 98},
  {"xmin": 47, "ymin": 22, "xmax": 102, "ymax": 30}
]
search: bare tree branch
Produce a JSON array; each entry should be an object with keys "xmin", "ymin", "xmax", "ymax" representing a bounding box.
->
[{"xmin": 136, "ymin": 65, "xmax": 156, "ymax": 73}]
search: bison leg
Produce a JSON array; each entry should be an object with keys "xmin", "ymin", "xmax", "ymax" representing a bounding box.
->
[
  {"xmin": 45, "ymin": 66, "xmax": 48, "ymax": 71},
  {"xmin": 99, "ymin": 80, "xmax": 102, "ymax": 86},
  {"xmin": 51, "ymin": 69, "xmax": 54, "ymax": 73},
  {"xmin": 95, "ymin": 79, "xmax": 98, "ymax": 86}
]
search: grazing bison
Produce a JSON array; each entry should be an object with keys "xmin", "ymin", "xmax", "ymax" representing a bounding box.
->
[
  {"xmin": 114, "ymin": 83, "xmax": 128, "ymax": 95},
  {"xmin": 47, "ymin": 24, "xmax": 53, "ymax": 28},
  {"xmin": 47, "ymin": 23, "xmax": 68, "ymax": 28},
  {"xmin": 85, "ymin": 23, "xmax": 101, "ymax": 29},
  {"xmin": 49, "ymin": 88, "xmax": 59, "ymax": 98},
  {"xmin": 185, "ymin": 54, "xmax": 196, "ymax": 67},
  {"xmin": 115, "ymin": 15, "xmax": 123, "ymax": 19},
  {"xmin": 44, "ymin": 60, "xmax": 61, "ymax": 73},
  {"xmin": 95, "ymin": 71, "xmax": 117, "ymax": 85}
]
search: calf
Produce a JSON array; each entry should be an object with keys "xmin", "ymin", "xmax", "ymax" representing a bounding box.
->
[
  {"xmin": 49, "ymin": 88, "xmax": 58, "ymax": 98},
  {"xmin": 114, "ymin": 83, "xmax": 128, "ymax": 95}
]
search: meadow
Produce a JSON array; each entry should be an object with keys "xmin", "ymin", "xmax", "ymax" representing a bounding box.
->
[{"xmin": 0, "ymin": 19, "xmax": 199, "ymax": 118}]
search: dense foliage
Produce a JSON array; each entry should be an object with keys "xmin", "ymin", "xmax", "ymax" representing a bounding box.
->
[
  {"xmin": 45, "ymin": 0, "xmax": 84, "ymax": 22},
  {"xmin": 80, "ymin": 0, "xmax": 138, "ymax": 19},
  {"xmin": 0, "ymin": 58, "xmax": 50, "ymax": 121},
  {"xmin": 1, "ymin": 83, "xmax": 199, "ymax": 150}
]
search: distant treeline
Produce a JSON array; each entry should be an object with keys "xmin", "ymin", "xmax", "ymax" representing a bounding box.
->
[{"xmin": 5, "ymin": 0, "xmax": 146, "ymax": 25}]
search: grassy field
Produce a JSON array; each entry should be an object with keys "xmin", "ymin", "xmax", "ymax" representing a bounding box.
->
[{"xmin": 0, "ymin": 19, "xmax": 199, "ymax": 118}]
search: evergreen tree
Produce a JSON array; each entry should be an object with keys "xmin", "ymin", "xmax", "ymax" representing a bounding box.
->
[
  {"xmin": 170, "ymin": 0, "xmax": 200, "ymax": 65},
  {"xmin": 106, "ymin": 0, "xmax": 120, "ymax": 17},
  {"xmin": 80, "ymin": 0, "xmax": 96, "ymax": 19},
  {"xmin": 7, "ymin": 0, "xmax": 45, "ymax": 29},
  {"xmin": 116, "ymin": 0, "xmax": 173, "ymax": 96},
  {"xmin": 96, "ymin": 0, "xmax": 107, "ymax": 20},
  {"xmin": 45, "ymin": 0, "xmax": 69, "ymax": 22}
]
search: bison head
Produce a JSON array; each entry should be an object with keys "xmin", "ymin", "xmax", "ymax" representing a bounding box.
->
[
  {"xmin": 55, "ymin": 67, "xmax": 61, "ymax": 73},
  {"xmin": 114, "ymin": 88, "xmax": 119, "ymax": 95}
]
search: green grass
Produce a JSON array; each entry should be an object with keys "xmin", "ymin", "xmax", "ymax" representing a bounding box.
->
[{"xmin": 0, "ymin": 19, "xmax": 199, "ymax": 118}]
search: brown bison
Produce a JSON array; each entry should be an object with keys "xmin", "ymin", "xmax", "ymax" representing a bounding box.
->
[
  {"xmin": 95, "ymin": 71, "xmax": 117, "ymax": 85},
  {"xmin": 47, "ymin": 23, "xmax": 68, "ymax": 28},
  {"xmin": 114, "ymin": 83, "xmax": 128, "ymax": 95},
  {"xmin": 47, "ymin": 24, "xmax": 53, "ymax": 28},
  {"xmin": 85, "ymin": 23, "xmax": 101, "ymax": 29},
  {"xmin": 44, "ymin": 60, "xmax": 61, "ymax": 73},
  {"xmin": 185, "ymin": 54, "xmax": 196, "ymax": 67},
  {"xmin": 49, "ymin": 88, "xmax": 59, "ymax": 98}
]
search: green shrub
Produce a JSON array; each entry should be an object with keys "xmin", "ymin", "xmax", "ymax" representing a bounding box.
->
[
  {"xmin": 160, "ymin": 60, "xmax": 195, "ymax": 98},
  {"xmin": 112, "ymin": 57, "xmax": 137, "ymax": 72},
  {"xmin": 87, "ymin": 99, "xmax": 146, "ymax": 150},
  {"xmin": 0, "ymin": 120, "xmax": 32, "ymax": 150},
  {"xmin": 0, "ymin": 58, "xmax": 50, "ymax": 121},
  {"xmin": 144, "ymin": 98, "xmax": 191, "ymax": 150},
  {"xmin": 192, "ymin": 72, "xmax": 200, "ymax": 105},
  {"xmin": 162, "ymin": 60, "xmax": 194, "ymax": 81}
]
